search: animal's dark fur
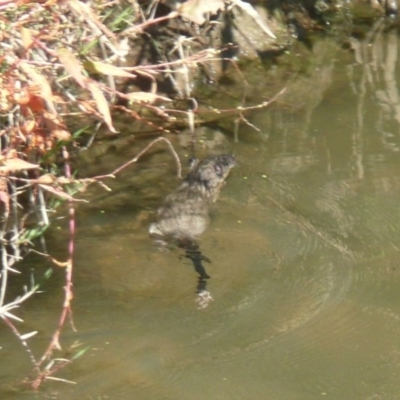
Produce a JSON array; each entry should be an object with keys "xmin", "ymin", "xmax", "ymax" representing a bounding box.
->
[
  {"xmin": 149, "ymin": 155, "xmax": 236, "ymax": 241},
  {"xmin": 149, "ymin": 155, "xmax": 236, "ymax": 291}
]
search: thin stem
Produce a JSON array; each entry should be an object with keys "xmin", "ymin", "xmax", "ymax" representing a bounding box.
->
[
  {"xmin": 35, "ymin": 146, "xmax": 76, "ymax": 375},
  {"xmin": 0, "ymin": 243, "xmax": 8, "ymax": 308},
  {"xmin": 2, "ymin": 316, "xmax": 38, "ymax": 366},
  {"xmin": 89, "ymin": 137, "xmax": 182, "ymax": 180}
]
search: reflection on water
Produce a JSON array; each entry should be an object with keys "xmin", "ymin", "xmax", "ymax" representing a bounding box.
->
[{"xmin": 4, "ymin": 20, "xmax": 400, "ymax": 400}]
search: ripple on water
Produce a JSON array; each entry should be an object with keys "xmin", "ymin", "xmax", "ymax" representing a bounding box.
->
[
  {"xmin": 59, "ymin": 146, "xmax": 400, "ymax": 399},
  {"xmin": 69, "ymin": 192, "xmax": 357, "ymax": 400}
]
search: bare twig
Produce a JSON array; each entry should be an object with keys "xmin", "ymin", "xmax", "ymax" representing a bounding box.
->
[
  {"xmin": 121, "ymin": 11, "xmax": 179, "ymax": 35},
  {"xmin": 1, "ymin": 316, "xmax": 38, "ymax": 366},
  {"xmin": 86, "ymin": 137, "xmax": 182, "ymax": 181}
]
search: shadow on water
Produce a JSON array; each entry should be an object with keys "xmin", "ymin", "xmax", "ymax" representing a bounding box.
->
[{"xmin": 4, "ymin": 19, "xmax": 400, "ymax": 400}]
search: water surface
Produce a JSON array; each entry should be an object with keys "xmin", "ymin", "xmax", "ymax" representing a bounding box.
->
[{"xmin": 3, "ymin": 20, "xmax": 400, "ymax": 400}]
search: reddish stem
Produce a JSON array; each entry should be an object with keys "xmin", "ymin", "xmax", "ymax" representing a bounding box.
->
[{"xmin": 31, "ymin": 146, "xmax": 76, "ymax": 389}]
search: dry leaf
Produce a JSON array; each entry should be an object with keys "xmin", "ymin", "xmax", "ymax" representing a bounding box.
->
[
  {"xmin": 0, "ymin": 158, "xmax": 39, "ymax": 172},
  {"xmin": 39, "ymin": 184, "xmax": 88, "ymax": 202},
  {"xmin": 20, "ymin": 331, "xmax": 38, "ymax": 340},
  {"xmin": 178, "ymin": 0, "xmax": 225, "ymax": 25},
  {"xmin": 67, "ymin": 0, "xmax": 117, "ymax": 42},
  {"xmin": 21, "ymin": 119, "xmax": 36, "ymax": 134},
  {"xmin": 26, "ymin": 93, "xmax": 45, "ymax": 113},
  {"xmin": 19, "ymin": 61, "xmax": 57, "ymax": 114},
  {"xmin": 84, "ymin": 60, "xmax": 136, "ymax": 78},
  {"xmin": 53, "ymin": 129, "xmax": 72, "ymax": 141},
  {"xmin": 6, "ymin": 149, "xmax": 17, "ymax": 159},
  {"xmin": 13, "ymin": 86, "xmax": 31, "ymax": 106},
  {"xmin": 42, "ymin": 111, "xmax": 71, "ymax": 141},
  {"xmin": 56, "ymin": 177, "xmax": 72, "ymax": 184},
  {"xmin": 20, "ymin": 27, "xmax": 33, "ymax": 49},
  {"xmin": 36, "ymin": 174, "xmax": 57, "ymax": 184},
  {"xmin": 0, "ymin": 87, "xmax": 11, "ymax": 112},
  {"xmin": 125, "ymin": 92, "xmax": 171, "ymax": 103},
  {"xmin": 87, "ymin": 82, "xmax": 118, "ymax": 133},
  {"xmin": 2, "ymin": 311, "xmax": 23, "ymax": 322},
  {"xmin": 57, "ymin": 48, "xmax": 87, "ymax": 89}
]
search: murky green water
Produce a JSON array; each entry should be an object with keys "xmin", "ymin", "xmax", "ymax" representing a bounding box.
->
[{"xmin": 3, "ymin": 20, "xmax": 400, "ymax": 399}]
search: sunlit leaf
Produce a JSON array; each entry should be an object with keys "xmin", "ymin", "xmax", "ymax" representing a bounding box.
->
[
  {"xmin": 53, "ymin": 129, "xmax": 72, "ymax": 141},
  {"xmin": 19, "ymin": 61, "xmax": 57, "ymax": 113},
  {"xmin": 20, "ymin": 331, "xmax": 38, "ymax": 340},
  {"xmin": 57, "ymin": 47, "xmax": 87, "ymax": 89},
  {"xmin": 2, "ymin": 311, "xmax": 23, "ymax": 322},
  {"xmin": 87, "ymin": 82, "xmax": 118, "ymax": 133},
  {"xmin": 178, "ymin": 0, "xmax": 225, "ymax": 25},
  {"xmin": 36, "ymin": 174, "xmax": 57, "ymax": 184},
  {"xmin": 21, "ymin": 119, "xmax": 36, "ymax": 134},
  {"xmin": 7, "ymin": 266, "xmax": 21, "ymax": 274},
  {"xmin": 125, "ymin": 91, "xmax": 171, "ymax": 103},
  {"xmin": 0, "ymin": 88, "xmax": 12, "ymax": 112},
  {"xmin": 45, "ymin": 377, "xmax": 76, "ymax": 384},
  {"xmin": 42, "ymin": 111, "xmax": 71, "ymax": 141},
  {"xmin": 0, "ymin": 158, "xmax": 39, "ymax": 172},
  {"xmin": 39, "ymin": 184, "xmax": 89, "ymax": 202},
  {"xmin": 20, "ymin": 27, "xmax": 33, "ymax": 49},
  {"xmin": 71, "ymin": 346, "xmax": 90, "ymax": 360},
  {"xmin": 84, "ymin": 60, "xmax": 136, "ymax": 78}
]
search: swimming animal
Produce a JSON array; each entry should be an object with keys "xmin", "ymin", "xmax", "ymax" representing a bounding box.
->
[{"xmin": 149, "ymin": 154, "xmax": 236, "ymax": 301}]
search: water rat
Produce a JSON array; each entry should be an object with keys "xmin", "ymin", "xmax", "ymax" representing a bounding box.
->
[{"xmin": 149, "ymin": 154, "xmax": 236, "ymax": 305}]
